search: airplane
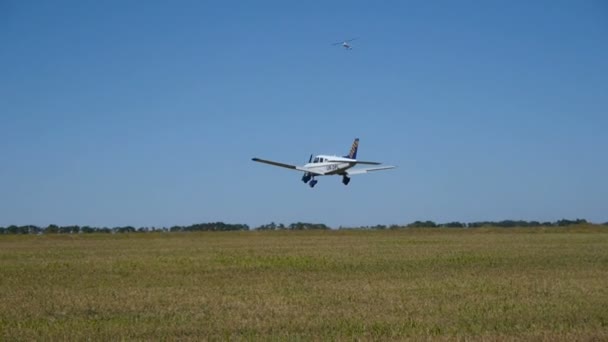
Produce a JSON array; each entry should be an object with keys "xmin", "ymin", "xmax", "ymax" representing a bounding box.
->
[
  {"xmin": 331, "ymin": 37, "xmax": 359, "ymax": 50},
  {"xmin": 252, "ymin": 138, "xmax": 396, "ymax": 188}
]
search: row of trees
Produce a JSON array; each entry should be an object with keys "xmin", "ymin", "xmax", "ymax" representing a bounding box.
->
[
  {"xmin": 0, "ymin": 222, "xmax": 250, "ymax": 235},
  {"xmin": 0, "ymin": 219, "xmax": 604, "ymax": 235},
  {"xmin": 0, "ymin": 221, "xmax": 331, "ymax": 235},
  {"xmin": 255, "ymin": 222, "xmax": 330, "ymax": 230},
  {"xmin": 352, "ymin": 218, "xmax": 596, "ymax": 229},
  {"xmin": 169, "ymin": 222, "xmax": 249, "ymax": 232}
]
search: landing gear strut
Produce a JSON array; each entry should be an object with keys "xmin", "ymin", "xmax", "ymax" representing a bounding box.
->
[
  {"xmin": 301, "ymin": 172, "xmax": 312, "ymax": 184},
  {"xmin": 342, "ymin": 175, "xmax": 351, "ymax": 185}
]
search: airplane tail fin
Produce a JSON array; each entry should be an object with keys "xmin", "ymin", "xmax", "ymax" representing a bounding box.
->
[{"xmin": 344, "ymin": 138, "xmax": 359, "ymax": 159}]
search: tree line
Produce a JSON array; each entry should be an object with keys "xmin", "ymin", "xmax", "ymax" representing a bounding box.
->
[
  {"xmin": 0, "ymin": 222, "xmax": 250, "ymax": 235},
  {"xmin": 255, "ymin": 222, "xmax": 330, "ymax": 230},
  {"xmin": 350, "ymin": 218, "xmax": 598, "ymax": 229},
  {"xmin": 0, "ymin": 219, "xmax": 605, "ymax": 235}
]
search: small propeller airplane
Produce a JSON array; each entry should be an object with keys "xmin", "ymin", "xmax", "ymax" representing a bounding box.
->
[
  {"xmin": 252, "ymin": 138, "xmax": 396, "ymax": 188},
  {"xmin": 332, "ymin": 37, "xmax": 359, "ymax": 50}
]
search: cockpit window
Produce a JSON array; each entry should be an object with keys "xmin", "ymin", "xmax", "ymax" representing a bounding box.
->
[{"xmin": 313, "ymin": 157, "xmax": 319, "ymax": 163}]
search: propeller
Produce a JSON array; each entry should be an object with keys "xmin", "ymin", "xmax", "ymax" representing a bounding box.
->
[{"xmin": 302, "ymin": 154, "xmax": 314, "ymax": 183}]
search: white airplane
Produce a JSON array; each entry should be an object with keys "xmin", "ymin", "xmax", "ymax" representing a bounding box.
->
[
  {"xmin": 332, "ymin": 37, "xmax": 359, "ymax": 50},
  {"xmin": 252, "ymin": 138, "xmax": 395, "ymax": 188}
]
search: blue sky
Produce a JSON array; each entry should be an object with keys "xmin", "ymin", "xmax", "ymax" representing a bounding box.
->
[{"xmin": 1, "ymin": 1, "xmax": 607, "ymax": 228}]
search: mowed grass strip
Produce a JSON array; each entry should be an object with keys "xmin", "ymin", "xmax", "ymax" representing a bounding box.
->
[{"xmin": 1, "ymin": 228, "xmax": 607, "ymax": 340}]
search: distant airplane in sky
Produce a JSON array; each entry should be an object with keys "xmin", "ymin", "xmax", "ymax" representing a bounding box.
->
[
  {"xmin": 331, "ymin": 37, "xmax": 359, "ymax": 50},
  {"xmin": 252, "ymin": 138, "xmax": 395, "ymax": 188}
]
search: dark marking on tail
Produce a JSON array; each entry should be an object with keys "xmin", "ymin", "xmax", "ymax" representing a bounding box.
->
[{"xmin": 344, "ymin": 138, "xmax": 359, "ymax": 159}]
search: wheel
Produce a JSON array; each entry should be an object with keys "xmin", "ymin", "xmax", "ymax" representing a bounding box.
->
[
  {"xmin": 309, "ymin": 179, "xmax": 318, "ymax": 188},
  {"xmin": 342, "ymin": 176, "xmax": 350, "ymax": 185},
  {"xmin": 301, "ymin": 173, "xmax": 311, "ymax": 183}
]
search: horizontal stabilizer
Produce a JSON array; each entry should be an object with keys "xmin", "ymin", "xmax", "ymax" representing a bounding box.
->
[
  {"xmin": 353, "ymin": 161, "xmax": 382, "ymax": 165},
  {"xmin": 325, "ymin": 159, "xmax": 381, "ymax": 165},
  {"xmin": 346, "ymin": 165, "xmax": 396, "ymax": 176}
]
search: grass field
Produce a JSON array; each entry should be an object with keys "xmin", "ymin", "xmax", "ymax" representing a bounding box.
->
[{"xmin": 1, "ymin": 227, "xmax": 607, "ymax": 340}]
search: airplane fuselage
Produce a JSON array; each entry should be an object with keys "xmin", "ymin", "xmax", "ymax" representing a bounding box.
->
[{"xmin": 303, "ymin": 155, "xmax": 355, "ymax": 176}]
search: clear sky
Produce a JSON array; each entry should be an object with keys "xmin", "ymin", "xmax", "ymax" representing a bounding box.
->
[{"xmin": 1, "ymin": 1, "xmax": 607, "ymax": 228}]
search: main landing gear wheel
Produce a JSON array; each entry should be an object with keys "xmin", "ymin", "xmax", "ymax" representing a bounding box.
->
[
  {"xmin": 309, "ymin": 179, "xmax": 318, "ymax": 188},
  {"xmin": 342, "ymin": 175, "xmax": 351, "ymax": 185},
  {"xmin": 301, "ymin": 173, "xmax": 312, "ymax": 184}
]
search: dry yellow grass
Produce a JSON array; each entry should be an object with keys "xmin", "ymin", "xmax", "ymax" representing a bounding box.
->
[{"xmin": 1, "ymin": 228, "xmax": 607, "ymax": 340}]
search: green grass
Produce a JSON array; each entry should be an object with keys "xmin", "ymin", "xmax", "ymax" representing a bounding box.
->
[{"xmin": 1, "ymin": 228, "xmax": 607, "ymax": 340}]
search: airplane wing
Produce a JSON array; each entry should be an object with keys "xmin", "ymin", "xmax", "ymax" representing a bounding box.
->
[
  {"xmin": 252, "ymin": 158, "xmax": 325, "ymax": 175},
  {"xmin": 346, "ymin": 165, "xmax": 396, "ymax": 176}
]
